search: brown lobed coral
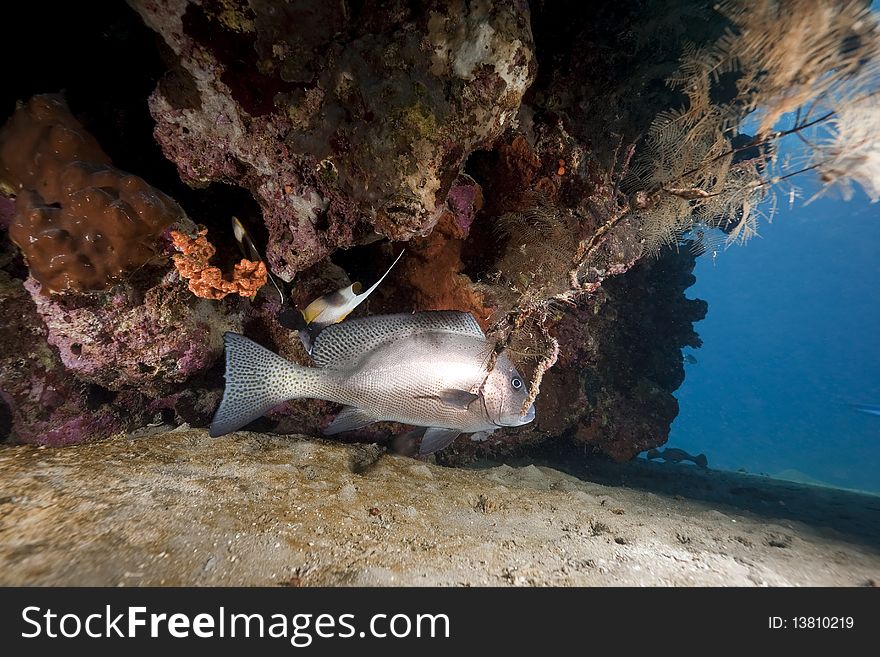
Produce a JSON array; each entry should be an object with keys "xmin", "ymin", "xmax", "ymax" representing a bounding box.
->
[
  {"xmin": 171, "ymin": 228, "xmax": 267, "ymax": 300},
  {"xmin": 0, "ymin": 94, "xmax": 184, "ymax": 294}
]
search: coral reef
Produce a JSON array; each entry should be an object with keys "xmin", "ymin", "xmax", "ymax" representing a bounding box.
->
[
  {"xmin": 397, "ymin": 175, "xmax": 494, "ymax": 327},
  {"xmin": 573, "ymin": 248, "xmax": 708, "ymax": 460},
  {"xmin": 0, "ymin": 1, "xmax": 725, "ymax": 461},
  {"xmin": 130, "ymin": 0, "xmax": 535, "ymax": 280},
  {"xmin": 119, "ymin": 0, "xmax": 713, "ymax": 459},
  {"xmin": 619, "ymin": 0, "xmax": 880, "ymax": 252},
  {"xmin": 171, "ymin": 228, "xmax": 267, "ymax": 299},
  {"xmin": 0, "ymin": 95, "xmax": 184, "ymax": 293},
  {"xmin": 436, "ymin": 246, "xmax": 707, "ymax": 464},
  {"xmin": 0, "ymin": 92, "xmax": 246, "ymax": 401}
]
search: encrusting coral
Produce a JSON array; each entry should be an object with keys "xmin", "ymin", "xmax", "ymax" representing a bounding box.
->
[
  {"xmin": 0, "ymin": 94, "xmax": 184, "ymax": 294},
  {"xmin": 171, "ymin": 228, "xmax": 267, "ymax": 300},
  {"xmin": 130, "ymin": 0, "xmax": 536, "ymax": 281}
]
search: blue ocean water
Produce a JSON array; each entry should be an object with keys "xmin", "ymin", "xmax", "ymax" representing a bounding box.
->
[
  {"xmin": 670, "ymin": 0, "xmax": 880, "ymax": 491},
  {"xmin": 670, "ymin": 182, "xmax": 880, "ymax": 492}
]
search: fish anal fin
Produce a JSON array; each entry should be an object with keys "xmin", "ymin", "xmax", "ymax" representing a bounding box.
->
[
  {"xmin": 323, "ymin": 406, "xmax": 378, "ymax": 435},
  {"xmin": 418, "ymin": 427, "xmax": 461, "ymax": 455}
]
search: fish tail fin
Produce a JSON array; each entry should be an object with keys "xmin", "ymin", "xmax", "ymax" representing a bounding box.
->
[{"xmin": 209, "ymin": 332, "xmax": 320, "ymax": 437}]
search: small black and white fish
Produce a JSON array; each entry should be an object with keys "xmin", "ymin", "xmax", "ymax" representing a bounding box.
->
[
  {"xmin": 232, "ymin": 215, "xmax": 404, "ymax": 350},
  {"xmin": 209, "ymin": 311, "xmax": 536, "ymax": 455},
  {"xmin": 287, "ymin": 250, "xmax": 405, "ymax": 352},
  {"xmin": 232, "ymin": 216, "xmax": 288, "ymax": 305},
  {"xmin": 301, "ymin": 250, "xmax": 404, "ymax": 333}
]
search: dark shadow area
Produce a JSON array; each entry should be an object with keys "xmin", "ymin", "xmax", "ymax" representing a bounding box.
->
[
  {"xmin": 0, "ymin": 2, "xmax": 173, "ymax": 186},
  {"xmin": 0, "ymin": 397, "xmax": 10, "ymax": 443},
  {"xmin": 0, "ymin": 3, "xmax": 263, "ymax": 268},
  {"xmin": 328, "ymin": 239, "xmax": 395, "ymax": 289},
  {"xmin": 475, "ymin": 440, "xmax": 880, "ymax": 551},
  {"xmin": 181, "ymin": 183, "xmax": 265, "ymax": 270},
  {"xmin": 327, "ymin": 239, "xmax": 408, "ymax": 314}
]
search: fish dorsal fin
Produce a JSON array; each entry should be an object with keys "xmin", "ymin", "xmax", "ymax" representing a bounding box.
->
[{"xmin": 311, "ymin": 311, "xmax": 485, "ymax": 370}]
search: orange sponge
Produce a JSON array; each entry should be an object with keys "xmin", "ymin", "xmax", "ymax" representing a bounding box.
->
[{"xmin": 171, "ymin": 228, "xmax": 267, "ymax": 300}]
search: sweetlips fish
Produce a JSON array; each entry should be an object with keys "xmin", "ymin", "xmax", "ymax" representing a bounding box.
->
[{"xmin": 209, "ymin": 311, "xmax": 536, "ymax": 455}]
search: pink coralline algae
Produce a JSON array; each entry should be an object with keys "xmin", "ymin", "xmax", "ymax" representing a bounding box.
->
[
  {"xmin": 0, "ymin": 272, "xmax": 128, "ymax": 445},
  {"xmin": 23, "ymin": 267, "xmax": 244, "ymax": 397},
  {"xmin": 445, "ymin": 177, "xmax": 484, "ymax": 239}
]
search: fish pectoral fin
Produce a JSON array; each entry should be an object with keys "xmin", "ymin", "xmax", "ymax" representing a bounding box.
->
[
  {"xmin": 323, "ymin": 407, "xmax": 378, "ymax": 435},
  {"xmin": 418, "ymin": 427, "xmax": 462, "ymax": 456},
  {"xmin": 414, "ymin": 389, "xmax": 479, "ymax": 409},
  {"xmin": 437, "ymin": 388, "xmax": 480, "ymax": 409}
]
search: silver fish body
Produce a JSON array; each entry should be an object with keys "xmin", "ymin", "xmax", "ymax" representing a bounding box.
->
[{"xmin": 209, "ymin": 311, "xmax": 536, "ymax": 454}]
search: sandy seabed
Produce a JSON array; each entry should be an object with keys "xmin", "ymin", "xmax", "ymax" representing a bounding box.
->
[{"xmin": 0, "ymin": 429, "xmax": 877, "ymax": 586}]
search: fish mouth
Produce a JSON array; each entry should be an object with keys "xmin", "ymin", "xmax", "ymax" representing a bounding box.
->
[{"xmin": 495, "ymin": 404, "xmax": 536, "ymax": 427}]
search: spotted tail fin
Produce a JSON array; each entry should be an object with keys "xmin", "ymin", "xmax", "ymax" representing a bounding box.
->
[{"xmin": 209, "ymin": 333, "xmax": 323, "ymax": 437}]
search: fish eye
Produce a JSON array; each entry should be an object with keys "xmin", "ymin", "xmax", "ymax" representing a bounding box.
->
[{"xmin": 511, "ymin": 377, "xmax": 523, "ymax": 390}]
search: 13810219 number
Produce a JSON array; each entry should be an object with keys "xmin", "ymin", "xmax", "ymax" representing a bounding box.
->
[{"xmin": 791, "ymin": 617, "xmax": 854, "ymax": 629}]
